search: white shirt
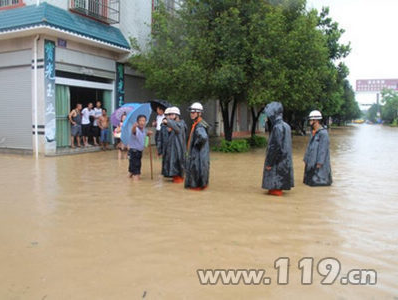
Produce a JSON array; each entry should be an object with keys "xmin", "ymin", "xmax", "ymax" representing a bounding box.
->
[
  {"xmin": 93, "ymin": 107, "xmax": 102, "ymax": 126},
  {"xmin": 81, "ymin": 108, "xmax": 94, "ymax": 125},
  {"xmin": 156, "ymin": 114, "xmax": 164, "ymax": 131}
]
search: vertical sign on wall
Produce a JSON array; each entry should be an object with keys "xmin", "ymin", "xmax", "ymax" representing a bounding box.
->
[
  {"xmin": 44, "ymin": 40, "xmax": 56, "ymax": 152},
  {"xmin": 116, "ymin": 62, "xmax": 125, "ymax": 108}
]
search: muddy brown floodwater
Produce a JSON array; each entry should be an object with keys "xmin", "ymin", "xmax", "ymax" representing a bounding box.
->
[{"xmin": 0, "ymin": 125, "xmax": 397, "ymax": 299}]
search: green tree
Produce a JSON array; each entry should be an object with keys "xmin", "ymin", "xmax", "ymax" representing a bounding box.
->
[
  {"xmin": 381, "ymin": 89, "xmax": 398, "ymax": 123},
  {"xmin": 130, "ymin": 1, "xmax": 352, "ymax": 140},
  {"xmin": 248, "ymin": 5, "xmax": 352, "ymax": 135},
  {"xmin": 132, "ymin": 0, "xmax": 256, "ymax": 141},
  {"xmin": 314, "ymin": 7, "xmax": 351, "ymax": 123},
  {"xmin": 366, "ymin": 103, "xmax": 379, "ymax": 123},
  {"xmin": 332, "ymin": 79, "xmax": 361, "ymax": 125}
]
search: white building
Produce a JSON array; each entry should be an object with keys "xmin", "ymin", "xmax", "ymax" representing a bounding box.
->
[{"xmin": 0, "ymin": 0, "xmax": 158, "ymax": 155}]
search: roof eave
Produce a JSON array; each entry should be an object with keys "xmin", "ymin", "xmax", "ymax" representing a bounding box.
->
[{"xmin": 0, "ymin": 25, "xmax": 131, "ymax": 54}]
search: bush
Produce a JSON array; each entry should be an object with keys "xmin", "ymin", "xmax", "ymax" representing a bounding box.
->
[
  {"xmin": 246, "ymin": 135, "xmax": 267, "ymax": 148},
  {"xmin": 212, "ymin": 139, "xmax": 250, "ymax": 153}
]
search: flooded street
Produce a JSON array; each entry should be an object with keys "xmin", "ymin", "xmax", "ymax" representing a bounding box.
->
[{"xmin": 0, "ymin": 125, "xmax": 397, "ymax": 299}]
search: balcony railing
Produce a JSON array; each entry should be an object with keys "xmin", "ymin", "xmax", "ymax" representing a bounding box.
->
[
  {"xmin": 69, "ymin": 0, "xmax": 120, "ymax": 24},
  {"xmin": 0, "ymin": 0, "xmax": 24, "ymax": 10}
]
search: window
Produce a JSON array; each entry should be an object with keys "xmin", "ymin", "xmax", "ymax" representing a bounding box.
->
[
  {"xmin": 69, "ymin": 0, "xmax": 120, "ymax": 24},
  {"xmin": 0, "ymin": 0, "xmax": 24, "ymax": 10}
]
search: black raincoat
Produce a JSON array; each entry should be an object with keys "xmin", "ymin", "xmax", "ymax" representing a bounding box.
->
[
  {"xmin": 262, "ymin": 102, "xmax": 294, "ymax": 191},
  {"xmin": 158, "ymin": 122, "xmax": 170, "ymax": 156},
  {"xmin": 161, "ymin": 119, "xmax": 187, "ymax": 178},
  {"xmin": 184, "ymin": 119, "xmax": 210, "ymax": 189},
  {"xmin": 303, "ymin": 127, "xmax": 332, "ymax": 186}
]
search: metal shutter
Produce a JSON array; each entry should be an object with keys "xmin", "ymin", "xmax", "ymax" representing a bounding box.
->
[{"xmin": 0, "ymin": 66, "xmax": 32, "ymax": 149}]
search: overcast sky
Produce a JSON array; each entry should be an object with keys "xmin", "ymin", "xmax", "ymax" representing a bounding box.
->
[{"xmin": 307, "ymin": 0, "xmax": 398, "ymax": 105}]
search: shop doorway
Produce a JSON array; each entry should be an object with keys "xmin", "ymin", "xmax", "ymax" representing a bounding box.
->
[
  {"xmin": 70, "ymin": 86, "xmax": 104, "ymax": 109},
  {"xmin": 55, "ymin": 77, "xmax": 114, "ymax": 148}
]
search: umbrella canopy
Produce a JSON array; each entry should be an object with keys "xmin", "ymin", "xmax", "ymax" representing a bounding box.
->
[
  {"xmin": 110, "ymin": 103, "xmax": 136, "ymax": 127},
  {"xmin": 121, "ymin": 103, "xmax": 152, "ymax": 145},
  {"xmin": 150, "ymin": 99, "xmax": 172, "ymax": 112}
]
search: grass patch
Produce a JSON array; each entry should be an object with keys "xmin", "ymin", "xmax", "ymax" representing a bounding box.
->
[
  {"xmin": 212, "ymin": 139, "xmax": 250, "ymax": 153},
  {"xmin": 246, "ymin": 135, "xmax": 267, "ymax": 148}
]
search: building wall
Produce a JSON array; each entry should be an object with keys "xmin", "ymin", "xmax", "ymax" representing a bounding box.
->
[
  {"xmin": 56, "ymin": 46, "xmax": 116, "ymax": 78},
  {"xmin": 125, "ymin": 77, "xmax": 155, "ymax": 103},
  {"xmin": 24, "ymin": 0, "xmax": 152, "ymax": 51},
  {"xmin": 117, "ymin": 0, "xmax": 152, "ymax": 51}
]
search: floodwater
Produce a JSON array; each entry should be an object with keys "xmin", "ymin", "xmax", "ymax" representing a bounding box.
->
[{"xmin": 0, "ymin": 125, "xmax": 397, "ymax": 299}]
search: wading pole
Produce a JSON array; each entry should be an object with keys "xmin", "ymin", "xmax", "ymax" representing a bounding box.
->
[{"xmin": 148, "ymin": 141, "xmax": 154, "ymax": 180}]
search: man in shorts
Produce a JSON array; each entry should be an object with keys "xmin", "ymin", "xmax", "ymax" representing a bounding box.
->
[
  {"xmin": 81, "ymin": 102, "xmax": 94, "ymax": 147},
  {"xmin": 92, "ymin": 101, "xmax": 102, "ymax": 146},
  {"xmin": 98, "ymin": 108, "xmax": 110, "ymax": 151},
  {"xmin": 68, "ymin": 103, "xmax": 82, "ymax": 148}
]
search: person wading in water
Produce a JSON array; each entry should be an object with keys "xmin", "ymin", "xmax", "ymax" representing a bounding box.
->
[
  {"xmin": 262, "ymin": 102, "xmax": 294, "ymax": 196},
  {"xmin": 185, "ymin": 102, "xmax": 210, "ymax": 191},
  {"xmin": 303, "ymin": 110, "xmax": 332, "ymax": 186},
  {"xmin": 161, "ymin": 106, "xmax": 187, "ymax": 184}
]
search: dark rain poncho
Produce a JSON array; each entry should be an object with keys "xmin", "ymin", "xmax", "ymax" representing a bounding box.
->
[
  {"xmin": 158, "ymin": 119, "xmax": 171, "ymax": 158},
  {"xmin": 303, "ymin": 127, "xmax": 332, "ymax": 186},
  {"xmin": 184, "ymin": 119, "xmax": 210, "ymax": 189},
  {"xmin": 262, "ymin": 102, "xmax": 294, "ymax": 191},
  {"xmin": 161, "ymin": 119, "xmax": 187, "ymax": 178}
]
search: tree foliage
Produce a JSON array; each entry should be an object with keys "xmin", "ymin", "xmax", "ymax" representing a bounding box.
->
[
  {"xmin": 130, "ymin": 0, "xmax": 360, "ymax": 140},
  {"xmin": 381, "ymin": 89, "xmax": 398, "ymax": 124}
]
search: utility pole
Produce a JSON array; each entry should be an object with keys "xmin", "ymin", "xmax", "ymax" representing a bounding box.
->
[{"xmin": 376, "ymin": 93, "xmax": 381, "ymax": 122}]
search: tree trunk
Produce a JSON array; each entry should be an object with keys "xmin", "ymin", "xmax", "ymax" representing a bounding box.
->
[
  {"xmin": 219, "ymin": 97, "xmax": 238, "ymax": 142},
  {"xmin": 219, "ymin": 98, "xmax": 234, "ymax": 142},
  {"xmin": 250, "ymin": 106, "xmax": 265, "ymax": 137}
]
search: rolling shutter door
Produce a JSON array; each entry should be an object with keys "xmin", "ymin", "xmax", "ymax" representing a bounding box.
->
[{"xmin": 0, "ymin": 66, "xmax": 32, "ymax": 149}]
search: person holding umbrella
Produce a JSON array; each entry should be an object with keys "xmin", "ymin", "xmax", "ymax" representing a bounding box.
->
[
  {"xmin": 303, "ymin": 110, "xmax": 332, "ymax": 186},
  {"xmin": 128, "ymin": 115, "xmax": 153, "ymax": 181},
  {"xmin": 185, "ymin": 102, "xmax": 210, "ymax": 191},
  {"xmin": 161, "ymin": 107, "xmax": 187, "ymax": 183}
]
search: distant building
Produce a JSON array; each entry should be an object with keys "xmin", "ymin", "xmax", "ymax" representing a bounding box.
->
[{"xmin": 356, "ymin": 79, "xmax": 398, "ymax": 111}]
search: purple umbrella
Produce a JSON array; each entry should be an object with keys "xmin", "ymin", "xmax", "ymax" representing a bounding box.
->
[{"xmin": 110, "ymin": 103, "xmax": 136, "ymax": 127}]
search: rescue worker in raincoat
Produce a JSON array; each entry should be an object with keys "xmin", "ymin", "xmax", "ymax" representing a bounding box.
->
[
  {"xmin": 262, "ymin": 102, "xmax": 294, "ymax": 196},
  {"xmin": 185, "ymin": 102, "xmax": 210, "ymax": 191},
  {"xmin": 161, "ymin": 106, "xmax": 187, "ymax": 183},
  {"xmin": 303, "ymin": 110, "xmax": 332, "ymax": 186}
]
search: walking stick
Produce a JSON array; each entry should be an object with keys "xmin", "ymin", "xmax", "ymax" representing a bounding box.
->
[{"xmin": 148, "ymin": 139, "xmax": 154, "ymax": 180}]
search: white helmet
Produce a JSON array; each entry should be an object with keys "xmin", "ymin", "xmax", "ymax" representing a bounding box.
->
[
  {"xmin": 168, "ymin": 106, "xmax": 181, "ymax": 115},
  {"xmin": 308, "ymin": 110, "xmax": 322, "ymax": 120},
  {"xmin": 164, "ymin": 107, "xmax": 172, "ymax": 115},
  {"xmin": 188, "ymin": 102, "xmax": 203, "ymax": 112}
]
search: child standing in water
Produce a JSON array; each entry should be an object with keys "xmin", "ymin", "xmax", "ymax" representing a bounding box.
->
[
  {"xmin": 185, "ymin": 102, "xmax": 210, "ymax": 190},
  {"xmin": 128, "ymin": 115, "xmax": 152, "ymax": 181},
  {"xmin": 161, "ymin": 107, "xmax": 187, "ymax": 183}
]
